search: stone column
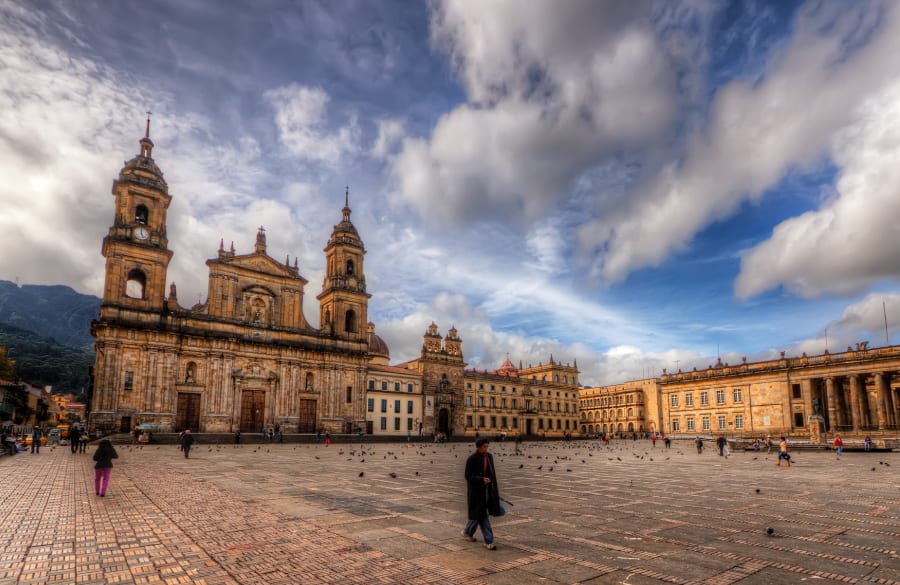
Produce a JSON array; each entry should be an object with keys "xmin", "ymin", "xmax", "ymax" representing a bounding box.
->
[
  {"xmin": 873, "ymin": 373, "xmax": 889, "ymax": 430},
  {"xmin": 857, "ymin": 375, "xmax": 871, "ymax": 429},
  {"xmin": 886, "ymin": 374, "xmax": 897, "ymax": 428},
  {"xmin": 848, "ymin": 374, "xmax": 863, "ymax": 432},
  {"xmin": 801, "ymin": 379, "xmax": 814, "ymax": 426},
  {"xmin": 825, "ymin": 377, "xmax": 839, "ymax": 430}
]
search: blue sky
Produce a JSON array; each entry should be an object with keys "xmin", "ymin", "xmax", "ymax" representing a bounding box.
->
[{"xmin": 2, "ymin": 0, "xmax": 900, "ymax": 386}]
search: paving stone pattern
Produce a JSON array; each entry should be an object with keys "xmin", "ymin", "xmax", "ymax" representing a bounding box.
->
[{"xmin": 0, "ymin": 440, "xmax": 897, "ymax": 584}]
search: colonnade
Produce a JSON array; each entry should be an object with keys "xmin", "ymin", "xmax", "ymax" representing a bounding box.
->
[{"xmin": 801, "ymin": 372, "xmax": 898, "ymax": 432}]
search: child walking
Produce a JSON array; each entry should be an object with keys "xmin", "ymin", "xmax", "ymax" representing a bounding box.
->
[{"xmin": 93, "ymin": 439, "xmax": 119, "ymax": 497}]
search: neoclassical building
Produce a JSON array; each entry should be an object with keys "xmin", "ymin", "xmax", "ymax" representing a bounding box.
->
[
  {"xmin": 580, "ymin": 345, "xmax": 900, "ymax": 440},
  {"xmin": 90, "ymin": 126, "xmax": 371, "ymax": 434}
]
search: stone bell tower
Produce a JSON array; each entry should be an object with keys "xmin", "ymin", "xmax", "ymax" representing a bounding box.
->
[
  {"xmin": 100, "ymin": 114, "xmax": 173, "ymax": 318},
  {"xmin": 317, "ymin": 188, "xmax": 370, "ymax": 340}
]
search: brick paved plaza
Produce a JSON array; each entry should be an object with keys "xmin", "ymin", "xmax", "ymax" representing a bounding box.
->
[{"xmin": 0, "ymin": 439, "xmax": 897, "ymax": 585}]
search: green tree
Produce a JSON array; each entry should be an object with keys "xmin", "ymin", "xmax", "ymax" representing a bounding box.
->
[{"xmin": 0, "ymin": 346, "xmax": 14, "ymax": 380}]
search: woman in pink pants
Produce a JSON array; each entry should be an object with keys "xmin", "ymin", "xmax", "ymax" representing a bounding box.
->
[{"xmin": 92, "ymin": 439, "xmax": 119, "ymax": 496}]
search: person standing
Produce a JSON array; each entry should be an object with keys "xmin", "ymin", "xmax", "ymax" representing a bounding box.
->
[
  {"xmin": 864, "ymin": 436, "xmax": 872, "ymax": 451},
  {"xmin": 833, "ymin": 435, "xmax": 843, "ymax": 459},
  {"xmin": 776, "ymin": 436, "xmax": 791, "ymax": 467},
  {"xmin": 92, "ymin": 439, "xmax": 119, "ymax": 496},
  {"xmin": 462, "ymin": 438, "xmax": 501, "ymax": 550},
  {"xmin": 69, "ymin": 425, "xmax": 81, "ymax": 454},
  {"xmin": 324, "ymin": 431, "xmax": 331, "ymax": 446},
  {"xmin": 650, "ymin": 435, "xmax": 657, "ymax": 448},
  {"xmin": 716, "ymin": 435, "xmax": 727, "ymax": 456},
  {"xmin": 181, "ymin": 429, "xmax": 195, "ymax": 458},
  {"xmin": 695, "ymin": 436, "xmax": 703, "ymax": 454},
  {"xmin": 30, "ymin": 427, "xmax": 42, "ymax": 454}
]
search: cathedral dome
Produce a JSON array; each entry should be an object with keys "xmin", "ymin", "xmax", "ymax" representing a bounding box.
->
[
  {"xmin": 369, "ymin": 334, "xmax": 390, "ymax": 360},
  {"xmin": 367, "ymin": 322, "xmax": 390, "ymax": 364}
]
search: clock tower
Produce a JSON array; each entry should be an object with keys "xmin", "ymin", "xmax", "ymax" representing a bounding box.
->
[
  {"xmin": 317, "ymin": 189, "xmax": 370, "ymax": 340},
  {"xmin": 100, "ymin": 116, "xmax": 173, "ymax": 317}
]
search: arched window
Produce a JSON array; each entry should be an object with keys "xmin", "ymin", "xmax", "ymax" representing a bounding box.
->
[
  {"xmin": 125, "ymin": 269, "xmax": 146, "ymax": 299},
  {"xmin": 627, "ymin": 408, "xmax": 634, "ymax": 417},
  {"xmin": 344, "ymin": 309, "xmax": 356, "ymax": 333},
  {"xmin": 135, "ymin": 204, "xmax": 149, "ymax": 224},
  {"xmin": 346, "ymin": 259, "xmax": 355, "ymax": 276}
]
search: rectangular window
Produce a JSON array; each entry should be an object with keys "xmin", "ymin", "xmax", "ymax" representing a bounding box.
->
[
  {"xmin": 407, "ymin": 418, "xmax": 413, "ymax": 431},
  {"xmin": 394, "ymin": 400, "xmax": 400, "ymax": 413},
  {"xmin": 716, "ymin": 389, "xmax": 725, "ymax": 404},
  {"xmin": 538, "ymin": 419, "xmax": 544, "ymax": 430},
  {"xmin": 394, "ymin": 417, "xmax": 400, "ymax": 431},
  {"xmin": 368, "ymin": 380, "xmax": 374, "ymax": 390},
  {"xmin": 794, "ymin": 412, "xmax": 804, "ymax": 427},
  {"xmin": 733, "ymin": 388, "xmax": 742, "ymax": 403},
  {"xmin": 685, "ymin": 393, "xmax": 693, "ymax": 406},
  {"xmin": 367, "ymin": 398, "xmax": 374, "ymax": 412},
  {"xmin": 501, "ymin": 416, "xmax": 507, "ymax": 428},
  {"xmin": 381, "ymin": 381, "xmax": 387, "ymax": 390},
  {"xmin": 791, "ymin": 383, "xmax": 801, "ymax": 399},
  {"xmin": 466, "ymin": 395, "xmax": 473, "ymax": 407},
  {"xmin": 346, "ymin": 386, "xmax": 352, "ymax": 403},
  {"xmin": 124, "ymin": 370, "xmax": 134, "ymax": 392},
  {"xmin": 718, "ymin": 415, "xmax": 726, "ymax": 429},
  {"xmin": 466, "ymin": 415, "xmax": 473, "ymax": 427},
  {"xmin": 407, "ymin": 383, "xmax": 413, "ymax": 393},
  {"xmin": 380, "ymin": 417, "xmax": 386, "ymax": 430},
  {"xmin": 671, "ymin": 394, "xmax": 679, "ymax": 407},
  {"xmin": 478, "ymin": 396, "xmax": 485, "ymax": 408},
  {"xmin": 501, "ymin": 398, "xmax": 507, "ymax": 408},
  {"xmin": 702, "ymin": 417, "xmax": 710, "ymax": 430},
  {"xmin": 735, "ymin": 415, "xmax": 744, "ymax": 429},
  {"xmin": 380, "ymin": 399, "xmax": 387, "ymax": 413},
  {"xmin": 478, "ymin": 415, "xmax": 485, "ymax": 428},
  {"xmin": 700, "ymin": 391, "xmax": 709, "ymax": 406},
  {"xmin": 467, "ymin": 382, "xmax": 472, "ymax": 389},
  {"xmin": 407, "ymin": 400, "xmax": 413, "ymax": 414},
  {"xmin": 490, "ymin": 416, "xmax": 497, "ymax": 428},
  {"xmin": 394, "ymin": 382, "xmax": 400, "ymax": 392},
  {"xmin": 512, "ymin": 398, "xmax": 517, "ymax": 409},
  {"xmin": 512, "ymin": 417, "xmax": 518, "ymax": 428},
  {"xmin": 672, "ymin": 419, "xmax": 680, "ymax": 431},
  {"xmin": 489, "ymin": 397, "xmax": 496, "ymax": 408},
  {"xmin": 686, "ymin": 418, "xmax": 694, "ymax": 431}
]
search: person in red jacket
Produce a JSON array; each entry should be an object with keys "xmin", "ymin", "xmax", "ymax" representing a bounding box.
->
[{"xmin": 833, "ymin": 435, "xmax": 843, "ymax": 458}]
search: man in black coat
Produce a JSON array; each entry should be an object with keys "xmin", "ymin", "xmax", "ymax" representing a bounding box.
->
[
  {"xmin": 181, "ymin": 429, "xmax": 195, "ymax": 459},
  {"xmin": 462, "ymin": 438, "xmax": 500, "ymax": 550}
]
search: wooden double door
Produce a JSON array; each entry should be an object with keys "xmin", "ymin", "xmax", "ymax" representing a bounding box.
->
[
  {"xmin": 176, "ymin": 393, "xmax": 201, "ymax": 431},
  {"xmin": 297, "ymin": 398, "xmax": 317, "ymax": 433},
  {"xmin": 240, "ymin": 390, "xmax": 266, "ymax": 433}
]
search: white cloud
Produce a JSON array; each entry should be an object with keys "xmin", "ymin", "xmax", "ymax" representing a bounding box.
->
[
  {"xmin": 263, "ymin": 83, "xmax": 359, "ymax": 164},
  {"xmin": 371, "ymin": 117, "xmax": 406, "ymax": 159},
  {"xmin": 577, "ymin": 2, "xmax": 900, "ymax": 286},
  {"xmin": 389, "ymin": 1, "xmax": 677, "ymax": 224},
  {"xmin": 735, "ymin": 77, "xmax": 900, "ymax": 298}
]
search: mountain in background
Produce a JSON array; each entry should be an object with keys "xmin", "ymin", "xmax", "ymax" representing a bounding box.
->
[
  {"xmin": 0, "ymin": 279, "xmax": 99, "ymax": 396},
  {"xmin": 0, "ymin": 323, "xmax": 94, "ymax": 395},
  {"xmin": 0, "ymin": 280, "xmax": 99, "ymax": 350}
]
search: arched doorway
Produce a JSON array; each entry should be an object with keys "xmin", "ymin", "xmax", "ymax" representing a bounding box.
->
[{"xmin": 438, "ymin": 408, "xmax": 450, "ymax": 436}]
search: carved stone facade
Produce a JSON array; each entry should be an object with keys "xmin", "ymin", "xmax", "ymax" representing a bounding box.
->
[{"xmin": 90, "ymin": 129, "xmax": 369, "ymax": 435}]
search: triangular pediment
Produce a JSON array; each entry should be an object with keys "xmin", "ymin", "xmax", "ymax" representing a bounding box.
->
[{"xmin": 211, "ymin": 253, "xmax": 307, "ymax": 283}]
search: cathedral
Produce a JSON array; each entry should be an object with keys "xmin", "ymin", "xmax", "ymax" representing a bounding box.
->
[
  {"xmin": 89, "ymin": 124, "xmax": 371, "ymax": 435},
  {"xmin": 88, "ymin": 123, "xmax": 583, "ymax": 438}
]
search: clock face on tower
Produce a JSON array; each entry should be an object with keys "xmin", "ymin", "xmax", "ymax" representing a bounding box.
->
[{"xmin": 133, "ymin": 226, "xmax": 149, "ymax": 241}]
